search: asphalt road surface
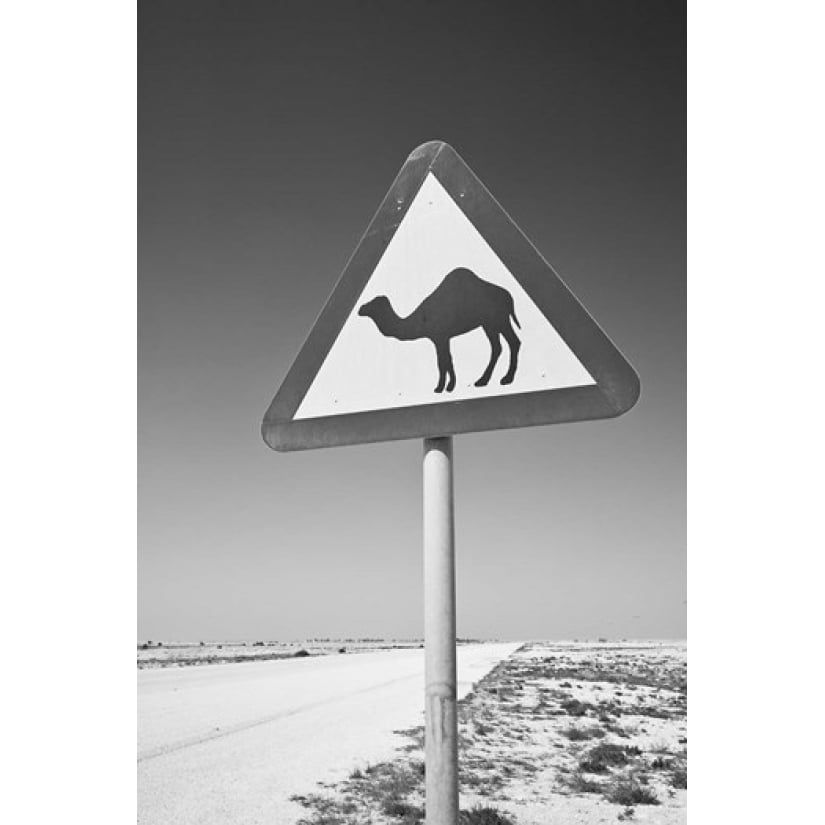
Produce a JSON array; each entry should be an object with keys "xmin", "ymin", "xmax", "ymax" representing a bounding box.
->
[{"xmin": 138, "ymin": 642, "xmax": 520, "ymax": 824}]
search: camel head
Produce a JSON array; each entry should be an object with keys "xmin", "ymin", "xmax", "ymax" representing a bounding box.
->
[
  {"xmin": 358, "ymin": 295, "xmax": 406, "ymax": 338},
  {"xmin": 358, "ymin": 296, "xmax": 393, "ymax": 322}
]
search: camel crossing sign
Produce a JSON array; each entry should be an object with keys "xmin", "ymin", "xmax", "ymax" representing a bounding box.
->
[{"xmin": 262, "ymin": 141, "xmax": 639, "ymax": 451}]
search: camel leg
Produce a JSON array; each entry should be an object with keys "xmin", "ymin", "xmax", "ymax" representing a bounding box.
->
[
  {"xmin": 500, "ymin": 322, "xmax": 521, "ymax": 384},
  {"xmin": 434, "ymin": 342, "xmax": 448, "ymax": 393},
  {"xmin": 475, "ymin": 328, "xmax": 502, "ymax": 387},
  {"xmin": 444, "ymin": 342, "xmax": 456, "ymax": 392}
]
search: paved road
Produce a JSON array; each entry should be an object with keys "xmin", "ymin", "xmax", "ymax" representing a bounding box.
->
[{"xmin": 138, "ymin": 642, "xmax": 519, "ymax": 825}]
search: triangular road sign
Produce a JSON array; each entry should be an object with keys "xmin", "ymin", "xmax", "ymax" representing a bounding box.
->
[{"xmin": 262, "ymin": 141, "xmax": 639, "ymax": 451}]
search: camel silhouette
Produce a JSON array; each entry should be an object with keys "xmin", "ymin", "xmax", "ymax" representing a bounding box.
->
[{"xmin": 357, "ymin": 267, "xmax": 521, "ymax": 393}]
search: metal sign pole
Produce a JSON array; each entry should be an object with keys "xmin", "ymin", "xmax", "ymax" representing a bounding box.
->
[{"xmin": 423, "ymin": 436, "xmax": 458, "ymax": 825}]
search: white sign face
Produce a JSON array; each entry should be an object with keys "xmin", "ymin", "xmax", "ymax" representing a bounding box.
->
[{"xmin": 295, "ymin": 173, "xmax": 595, "ymax": 420}]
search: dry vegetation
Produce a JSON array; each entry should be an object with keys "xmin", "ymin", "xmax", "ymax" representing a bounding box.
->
[
  {"xmin": 137, "ymin": 638, "xmax": 489, "ymax": 668},
  {"xmin": 290, "ymin": 641, "xmax": 686, "ymax": 825},
  {"xmin": 136, "ymin": 639, "xmax": 444, "ymax": 668}
]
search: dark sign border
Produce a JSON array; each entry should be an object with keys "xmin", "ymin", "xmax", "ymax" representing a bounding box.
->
[{"xmin": 262, "ymin": 142, "xmax": 639, "ymax": 451}]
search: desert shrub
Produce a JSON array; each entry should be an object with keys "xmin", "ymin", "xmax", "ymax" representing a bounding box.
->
[
  {"xmin": 564, "ymin": 771, "xmax": 604, "ymax": 794},
  {"xmin": 291, "ymin": 793, "xmax": 351, "ymax": 824},
  {"xmin": 634, "ymin": 705, "xmax": 673, "ymax": 719},
  {"xmin": 562, "ymin": 725, "xmax": 605, "ymax": 741},
  {"xmin": 296, "ymin": 816, "xmax": 345, "ymax": 825},
  {"xmin": 561, "ymin": 698, "xmax": 596, "ymax": 717},
  {"xmin": 579, "ymin": 743, "xmax": 640, "ymax": 773},
  {"xmin": 671, "ymin": 767, "xmax": 687, "ymax": 789},
  {"xmin": 353, "ymin": 761, "xmax": 421, "ymax": 807},
  {"xmin": 459, "ymin": 806, "xmax": 516, "ymax": 825},
  {"xmin": 382, "ymin": 798, "xmax": 423, "ymax": 819},
  {"xmin": 293, "ymin": 649, "xmax": 310, "ymax": 658},
  {"xmin": 607, "ymin": 779, "xmax": 660, "ymax": 806},
  {"xmin": 599, "ymin": 701, "xmax": 623, "ymax": 717},
  {"xmin": 290, "ymin": 793, "xmax": 334, "ymax": 810},
  {"xmin": 604, "ymin": 723, "xmax": 630, "ymax": 737}
]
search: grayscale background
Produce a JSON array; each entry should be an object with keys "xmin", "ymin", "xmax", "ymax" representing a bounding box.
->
[{"xmin": 139, "ymin": 0, "xmax": 685, "ymax": 642}]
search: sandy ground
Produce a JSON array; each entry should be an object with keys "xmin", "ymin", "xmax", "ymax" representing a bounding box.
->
[
  {"xmin": 137, "ymin": 641, "xmax": 520, "ymax": 824},
  {"xmin": 456, "ymin": 641, "xmax": 687, "ymax": 825},
  {"xmin": 292, "ymin": 640, "xmax": 686, "ymax": 825}
]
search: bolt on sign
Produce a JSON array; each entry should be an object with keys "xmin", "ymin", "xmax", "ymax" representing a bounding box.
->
[{"xmin": 262, "ymin": 141, "xmax": 639, "ymax": 451}]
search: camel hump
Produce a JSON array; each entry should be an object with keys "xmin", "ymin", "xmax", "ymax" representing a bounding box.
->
[
  {"xmin": 441, "ymin": 268, "xmax": 514, "ymax": 306},
  {"xmin": 443, "ymin": 267, "xmax": 483, "ymax": 287},
  {"xmin": 441, "ymin": 267, "xmax": 504, "ymax": 297}
]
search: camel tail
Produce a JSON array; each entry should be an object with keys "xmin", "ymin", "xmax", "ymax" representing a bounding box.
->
[{"xmin": 510, "ymin": 306, "xmax": 521, "ymax": 330}]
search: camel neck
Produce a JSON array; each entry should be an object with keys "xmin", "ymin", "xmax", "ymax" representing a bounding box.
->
[{"xmin": 374, "ymin": 307, "xmax": 417, "ymax": 341}]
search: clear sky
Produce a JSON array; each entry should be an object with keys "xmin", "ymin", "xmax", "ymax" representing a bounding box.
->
[{"xmin": 138, "ymin": 0, "xmax": 685, "ymax": 642}]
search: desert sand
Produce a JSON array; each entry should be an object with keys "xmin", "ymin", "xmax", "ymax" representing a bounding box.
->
[
  {"xmin": 292, "ymin": 641, "xmax": 687, "ymax": 825},
  {"xmin": 139, "ymin": 640, "xmax": 686, "ymax": 824}
]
